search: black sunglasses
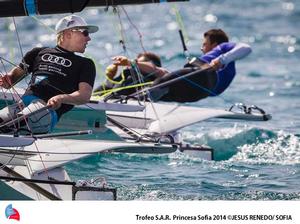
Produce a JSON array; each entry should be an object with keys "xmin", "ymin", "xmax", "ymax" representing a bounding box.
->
[{"xmin": 71, "ymin": 29, "xmax": 89, "ymax": 37}]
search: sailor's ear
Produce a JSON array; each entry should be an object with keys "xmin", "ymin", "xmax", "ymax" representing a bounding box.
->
[
  {"xmin": 211, "ymin": 42, "xmax": 218, "ymax": 48},
  {"xmin": 64, "ymin": 30, "xmax": 72, "ymax": 39}
]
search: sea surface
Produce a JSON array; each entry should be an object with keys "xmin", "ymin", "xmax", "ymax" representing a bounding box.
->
[{"xmin": 0, "ymin": 0, "xmax": 299, "ymax": 200}]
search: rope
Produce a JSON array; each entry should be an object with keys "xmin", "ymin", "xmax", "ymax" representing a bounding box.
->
[
  {"xmin": 92, "ymin": 81, "xmax": 153, "ymax": 99},
  {"xmin": 115, "ymin": 6, "xmax": 127, "ymax": 53},
  {"xmin": 105, "ymin": 68, "xmax": 126, "ymax": 85},
  {"xmin": 0, "ymin": 19, "xmax": 52, "ymax": 177},
  {"xmin": 120, "ymin": 6, "xmax": 146, "ymax": 52}
]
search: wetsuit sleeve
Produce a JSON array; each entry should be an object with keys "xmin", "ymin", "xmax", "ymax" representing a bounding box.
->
[
  {"xmin": 199, "ymin": 42, "xmax": 251, "ymax": 65},
  {"xmin": 199, "ymin": 42, "xmax": 234, "ymax": 63},
  {"xmin": 218, "ymin": 43, "xmax": 252, "ymax": 65},
  {"xmin": 79, "ymin": 58, "xmax": 96, "ymax": 87},
  {"xmin": 18, "ymin": 47, "xmax": 44, "ymax": 72}
]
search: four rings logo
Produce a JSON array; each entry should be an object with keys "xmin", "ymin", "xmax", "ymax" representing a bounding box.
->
[{"xmin": 41, "ymin": 54, "xmax": 72, "ymax": 67}]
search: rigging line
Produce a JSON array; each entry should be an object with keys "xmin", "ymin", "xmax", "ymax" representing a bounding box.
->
[
  {"xmin": 129, "ymin": 61, "xmax": 155, "ymax": 107},
  {"xmin": 3, "ymin": 19, "xmax": 32, "ymax": 105},
  {"xmin": 28, "ymin": 16, "xmax": 106, "ymax": 96},
  {"xmin": 0, "ymin": 151, "xmax": 98, "ymax": 158},
  {"xmin": 0, "ymin": 92, "xmax": 21, "ymax": 131},
  {"xmin": 30, "ymin": 16, "xmax": 56, "ymax": 33},
  {"xmin": 1, "ymin": 19, "xmax": 91, "ymax": 178},
  {"xmin": 113, "ymin": 8, "xmax": 154, "ymax": 103},
  {"xmin": 7, "ymin": 19, "xmax": 16, "ymax": 63},
  {"xmin": 94, "ymin": 58, "xmax": 172, "ymax": 98},
  {"xmin": 120, "ymin": 5, "xmax": 172, "ymax": 121},
  {"xmin": 0, "ymin": 87, "xmax": 36, "ymax": 133},
  {"xmin": 0, "ymin": 147, "xmax": 115, "ymax": 155},
  {"xmin": 26, "ymin": 76, "xmax": 118, "ymax": 113},
  {"xmin": 0, "ymin": 71, "xmax": 111, "ymax": 126},
  {"xmin": 130, "ymin": 61, "xmax": 146, "ymax": 89},
  {"xmin": 0, "ymin": 56, "xmax": 24, "ymax": 68},
  {"xmin": 0, "ymin": 108, "xmax": 52, "ymax": 177},
  {"xmin": 115, "ymin": 6, "xmax": 127, "ymax": 53},
  {"xmin": 29, "ymin": 16, "xmax": 103, "ymax": 88},
  {"xmin": 0, "ymin": 122, "xmax": 50, "ymax": 182},
  {"xmin": 0, "ymin": 162, "xmax": 61, "ymax": 200},
  {"xmin": 110, "ymin": 8, "xmax": 145, "ymax": 101},
  {"xmin": 108, "ymin": 6, "xmax": 124, "ymax": 47},
  {"xmin": 0, "ymin": 175, "xmax": 75, "ymax": 186},
  {"xmin": 0, "ymin": 58, "xmax": 28, "ymax": 99},
  {"xmin": 0, "ymin": 59, "xmax": 28, "ymax": 131},
  {"xmin": 94, "ymin": 81, "xmax": 153, "ymax": 98},
  {"xmin": 109, "ymin": 6, "xmax": 145, "ymax": 100},
  {"xmin": 120, "ymin": 6, "xmax": 146, "ymax": 52},
  {"xmin": 174, "ymin": 71, "xmax": 234, "ymax": 103},
  {"xmin": 0, "ymin": 105, "xmax": 52, "ymax": 131},
  {"xmin": 0, "ymin": 88, "xmax": 50, "ymax": 177},
  {"xmin": 118, "ymin": 6, "xmax": 152, "ymax": 100},
  {"xmin": 106, "ymin": 115, "xmax": 155, "ymax": 142},
  {"xmin": 12, "ymin": 18, "xmax": 27, "ymax": 74},
  {"xmin": 170, "ymin": 6, "xmax": 241, "ymax": 104},
  {"xmin": 0, "ymin": 151, "xmax": 17, "ymax": 171},
  {"xmin": 128, "ymin": 65, "xmax": 162, "ymax": 122}
]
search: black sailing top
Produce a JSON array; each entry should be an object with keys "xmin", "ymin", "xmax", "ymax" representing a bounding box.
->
[{"xmin": 19, "ymin": 45, "xmax": 96, "ymax": 119}]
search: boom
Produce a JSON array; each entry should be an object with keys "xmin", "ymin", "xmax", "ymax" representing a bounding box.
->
[{"xmin": 0, "ymin": 0, "xmax": 189, "ymax": 17}]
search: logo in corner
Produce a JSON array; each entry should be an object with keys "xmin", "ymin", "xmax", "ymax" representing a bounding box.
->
[{"xmin": 5, "ymin": 204, "xmax": 20, "ymax": 221}]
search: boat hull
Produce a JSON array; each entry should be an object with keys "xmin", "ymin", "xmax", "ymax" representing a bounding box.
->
[{"xmin": 0, "ymin": 166, "xmax": 116, "ymax": 200}]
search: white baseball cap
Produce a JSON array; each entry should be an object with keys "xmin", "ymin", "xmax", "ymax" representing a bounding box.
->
[{"xmin": 55, "ymin": 15, "xmax": 99, "ymax": 34}]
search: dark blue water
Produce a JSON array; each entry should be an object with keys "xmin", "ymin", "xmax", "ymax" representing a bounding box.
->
[{"xmin": 0, "ymin": 0, "xmax": 299, "ymax": 200}]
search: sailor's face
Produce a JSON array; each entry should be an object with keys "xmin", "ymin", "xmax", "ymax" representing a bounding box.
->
[
  {"xmin": 69, "ymin": 28, "xmax": 91, "ymax": 53},
  {"xmin": 136, "ymin": 56, "xmax": 149, "ymax": 63},
  {"xmin": 201, "ymin": 37, "xmax": 215, "ymax": 54}
]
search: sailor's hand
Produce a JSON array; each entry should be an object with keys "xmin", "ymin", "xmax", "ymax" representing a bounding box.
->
[
  {"xmin": 105, "ymin": 64, "xmax": 118, "ymax": 79},
  {"xmin": 47, "ymin": 95, "xmax": 64, "ymax": 110},
  {"xmin": 0, "ymin": 75, "xmax": 12, "ymax": 89},
  {"xmin": 209, "ymin": 58, "xmax": 223, "ymax": 70},
  {"xmin": 111, "ymin": 56, "xmax": 131, "ymax": 66}
]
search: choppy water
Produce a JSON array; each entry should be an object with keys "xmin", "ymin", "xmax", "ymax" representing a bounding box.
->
[{"xmin": 0, "ymin": 0, "xmax": 299, "ymax": 200}]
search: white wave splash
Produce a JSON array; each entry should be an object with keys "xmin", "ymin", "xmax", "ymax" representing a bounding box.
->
[{"xmin": 231, "ymin": 131, "xmax": 300, "ymax": 165}]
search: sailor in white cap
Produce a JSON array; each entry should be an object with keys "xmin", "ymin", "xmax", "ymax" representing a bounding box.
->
[{"xmin": 0, "ymin": 15, "xmax": 99, "ymax": 134}]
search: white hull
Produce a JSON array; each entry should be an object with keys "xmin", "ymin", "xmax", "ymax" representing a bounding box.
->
[
  {"xmin": 0, "ymin": 135, "xmax": 179, "ymax": 200},
  {"xmin": 0, "ymin": 87, "xmax": 271, "ymax": 162},
  {"xmin": 0, "ymin": 166, "xmax": 116, "ymax": 200}
]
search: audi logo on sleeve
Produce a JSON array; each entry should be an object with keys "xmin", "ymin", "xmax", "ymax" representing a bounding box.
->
[{"xmin": 41, "ymin": 53, "xmax": 72, "ymax": 67}]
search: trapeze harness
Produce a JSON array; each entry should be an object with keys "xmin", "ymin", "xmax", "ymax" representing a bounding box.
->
[
  {"xmin": 101, "ymin": 43, "xmax": 241, "ymax": 103},
  {"xmin": 150, "ymin": 42, "xmax": 239, "ymax": 102}
]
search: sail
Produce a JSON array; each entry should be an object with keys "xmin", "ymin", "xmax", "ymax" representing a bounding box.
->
[{"xmin": 0, "ymin": 0, "xmax": 189, "ymax": 17}]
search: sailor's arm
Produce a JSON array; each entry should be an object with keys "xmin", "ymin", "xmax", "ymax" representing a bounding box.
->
[
  {"xmin": 219, "ymin": 43, "xmax": 252, "ymax": 64},
  {"xmin": 47, "ymin": 82, "xmax": 92, "ymax": 110},
  {"xmin": 210, "ymin": 43, "xmax": 252, "ymax": 70},
  {"xmin": 211, "ymin": 43, "xmax": 252, "ymax": 69},
  {"xmin": 134, "ymin": 61, "xmax": 168, "ymax": 77},
  {"xmin": 0, "ymin": 67, "xmax": 26, "ymax": 89},
  {"xmin": 112, "ymin": 56, "xmax": 168, "ymax": 77}
]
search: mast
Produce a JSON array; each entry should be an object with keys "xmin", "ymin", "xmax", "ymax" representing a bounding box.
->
[{"xmin": 0, "ymin": 0, "xmax": 189, "ymax": 18}]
